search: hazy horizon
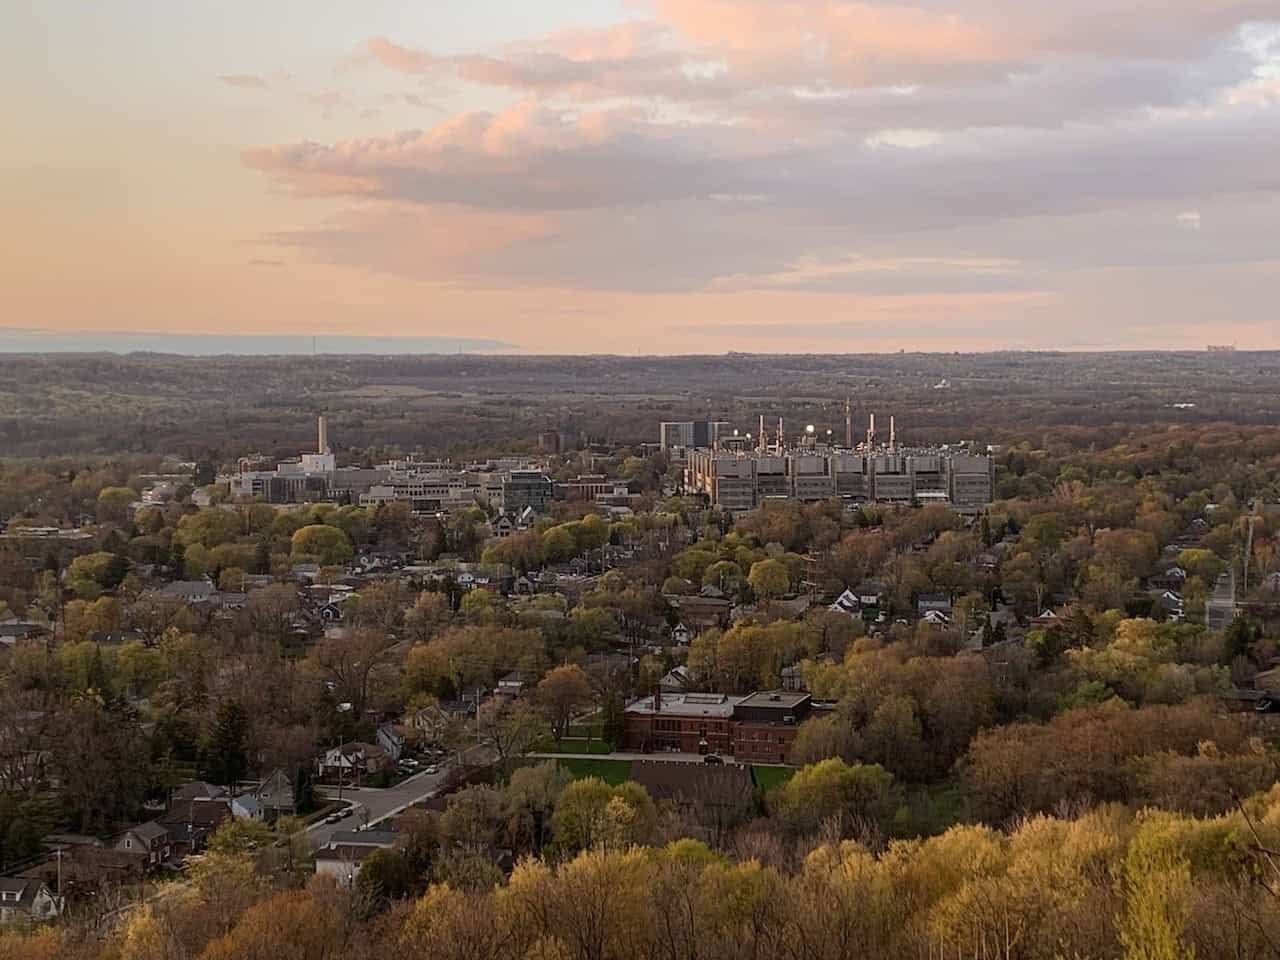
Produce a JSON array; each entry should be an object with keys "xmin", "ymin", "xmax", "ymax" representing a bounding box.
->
[{"xmin": 0, "ymin": 327, "xmax": 1272, "ymax": 358}]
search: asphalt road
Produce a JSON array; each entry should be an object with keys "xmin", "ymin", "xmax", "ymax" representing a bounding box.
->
[{"xmin": 306, "ymin": 746, "xmax": 496, "ymax": 849}]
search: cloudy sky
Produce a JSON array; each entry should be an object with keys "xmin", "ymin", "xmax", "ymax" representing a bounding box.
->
[{"xmin": 4, "ymin": 1, "xmax": 1280, "ymax": 353}]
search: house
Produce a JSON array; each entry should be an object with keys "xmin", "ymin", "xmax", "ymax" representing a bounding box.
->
[
  {"xmin": 669, "ymin": 596, "xmax": 733, "ymax": 632},
  {"xmin": 659, "ymin": 665, "xmax": 693, "ymax": 694},
  {"xmin": 316, "ymin": 742, "xmax": 390, "ymax": 782},
  {"xmin": 159, "ymin": 798, "xmax": 232, "ymax": 857},
  {"xmin": 254, "ymin": 768, "xmax": 297, "ymax": 818},
  {"xmin": 0, "ymin": 879, "xmax": 63, "ymax": 924},
  {"xmin": 160, "ymin": 580, "xmax": 216, "ymax": 603},
  {"xmin": 495, "ymin": 671, "xmax": 526, "ymax": 698},
  {"xmin": 921, "ymin": 609, "xmax": 952, "ymax": 628},
  {"xmin": 916, "ymin": 593, "xmax": 954, "ymax": 616},
  {"xmin": 112, "ymin": 822, "xmax": 171, "ymax": 868},
  {"xmin": 854, "ymin": 581, "xmax": 886, "ymax": 610},
  {"xmin": 1029, "ymin": 609, "xmax": 1062, "ymax": 629},
  {"xmin": 231, "ymin": 794, "xmax": 264, "ymax": 820},
  {"xmin": 1149, "ymin": 566, "xmax": 1188, "ymax": 592},
  {"xmin": 313, "ymin": 830, "xmax": 401, "ymax": 886},
  {"xmin": 172, "ymin": 781, "xmax": 227, "ymax": 803},
  {"xmin": 0, "ymin": 621, "xmax": 48, "ymax": 647},
  {"xmin": 670, "ymin": 623, "xmax": 691, "ymax": 645},
  {"xmin": 780, "ymin": 663, "xmax": 808, "ymax": 692},
  {"xmin": 376, "ymin": 723, "xmax": 407, "ymax": 762},
  {"xmin": 408, "ymin": 705, "xmax": 450, "ymax": 746},
  {"xmin": 1153, "ymin": 590, "xmax": 1186, "ymax": 621},
  {"xmin": 290, "ymin": 563, "xmax": 322, "ymax": 583},
  {"xmin": 828, "ymin": 588, "xmax": 860, "ymax": 616}
]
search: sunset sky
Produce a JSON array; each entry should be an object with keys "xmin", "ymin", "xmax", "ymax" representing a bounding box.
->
[{"xmin": 3, "ymin": 1, "xmax": 1279, "ymax": 354}]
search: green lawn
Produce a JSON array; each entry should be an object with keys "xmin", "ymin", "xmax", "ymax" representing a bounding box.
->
[
  {"xmin": 751, "ymin": 765, "xmax": 795, "ymax": 792},
  {"xmin": 556, "ymin": 758, "xmax": 634, "ymax": 785},
  {"xmin": 531, "ymin": 737, "xmax": 613, "ymax": 755}
]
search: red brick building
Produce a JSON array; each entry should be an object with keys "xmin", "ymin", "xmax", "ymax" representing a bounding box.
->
[{"xmin": 623, "ymin": 690, "xmax": 813, "ymax": 764}]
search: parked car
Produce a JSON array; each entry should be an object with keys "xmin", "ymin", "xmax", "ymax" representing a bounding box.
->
[
  {"xmin": 703, "ymin": 754, "xmax": 724, "ymax": 765},
  {"xmin": 337, "ymin": 807, "xmax": 354, "ymax": 819},
  {"xmin": 402, "ymin": 758, "xmax": 420, "ymax": 768},
  {"xmin": 324, "ymin": 812, "xmax": 342, "ymax": 824},
  {"xmin": 425, "ymin": 764, "xmax": 440, "ymax": 775}
]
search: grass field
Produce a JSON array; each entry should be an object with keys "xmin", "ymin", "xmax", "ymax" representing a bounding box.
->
[
  {"xmin": 556, "ymin": 758, "xmax": 634, "ymax": 785},
  {"xmin": 751, "ymin": 765, "xmax": 795, "ymax": 792},
  {"xmin": 531, "ymin": 737, "xmax": 614, "ymax": 755}
]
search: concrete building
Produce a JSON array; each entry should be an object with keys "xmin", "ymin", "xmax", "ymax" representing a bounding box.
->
[
  {"xmin": 492, "ymin": 469, "xmax": 554, "ymax": 515},
  {"xmin": 555, "ymin": 475, "xmax": 632, "ymax": 504},
  {"xmin": 360, "ymin": 471, "xmax": 483, "ymax": 513},
  {"xmin": 229, "ymin": 416, "xmax": 385, "ymax": 504},
  {"xmin": 660, "ymin": 420, "xmax": 732, "ymax": 450},
  {"xmin": 684, "ymin": 448, "xmax": 992, "ymax": 512}
]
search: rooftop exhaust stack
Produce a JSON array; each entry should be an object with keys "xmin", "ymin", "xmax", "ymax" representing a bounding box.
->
[
  {"xmin": 758, "ymin": 414, "xmax": 766, "ymax": 453},
  {"xmin": 845, "ymin": 397, "xmax": 853, "ymax": 449},
  {"xmin": 318, "ymin": 415, "xmax": 330, "ymax": 455},
  {"xmin": 777, "ymin": 417, "xmax": 784, "ymax": 453},
  {"xmin": 867, "ymin": 413, "xmax": 877, "ymax": 449},
  {"xmin": 889, "ymin": 416, "xmax": 897, "ymax": 453}
]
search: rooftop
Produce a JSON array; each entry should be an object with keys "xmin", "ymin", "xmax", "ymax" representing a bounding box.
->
[
  {"xmin": 736, "ymin": 690, "xmax": 812, "ymax": 711},
  {"xmin": 626, "ymin": 692, "xmax": 743, "ymax": 718}
]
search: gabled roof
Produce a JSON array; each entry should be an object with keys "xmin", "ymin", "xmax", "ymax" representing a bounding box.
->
[{"xmin": 123, "ymin": 821, "xmax": 169, "ymax": 844}]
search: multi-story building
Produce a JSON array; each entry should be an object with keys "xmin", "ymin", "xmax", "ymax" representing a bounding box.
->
[
  {"xmin": 359, "ymin": 471, "xmax": 483, "ymax": 513},
  {"xmin": 660, "ymin": 420, "xmax": 732, "ymax": 450},
  {"xmin": 622, "ymin": 689, "xmax": 814, "ymax": 763},
  {"xmin": 493, "ymin": 469, "xmax": 554, "ymax": 515},
  {"xmin": 685, "ymin": 448, "xmax": 993, "ymax": 512},
  {"xmin": 555, "ymin": 475, "xmax": 631, "ymax": 504}
]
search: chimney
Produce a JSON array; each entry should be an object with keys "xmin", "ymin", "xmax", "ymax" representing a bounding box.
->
[
  {"xmin": 867, "ymin": 413, "xmax": 877, "ymax": 449},
  {"xmin": 889, "ymin": 416, "xmax": 896, "ymax": 453},
  {"xmin": 758, "ymin": 414, "xmax": 765, "ymax": 453},
  {"xmin": 318, "ymin": 415, "xmax": 329, "ymax": 455},
  {"xmin": 777, "ymin": 417, "xmax": 784, "ymax": 453},
  {"xmin": 844, "ymin": 397, "xmax": 853, "ymax": 449}
]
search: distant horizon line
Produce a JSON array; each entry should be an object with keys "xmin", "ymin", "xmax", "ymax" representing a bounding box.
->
[{"xmin": 0, "ymin": 327, "xmax": 1274, "ymax": 357}]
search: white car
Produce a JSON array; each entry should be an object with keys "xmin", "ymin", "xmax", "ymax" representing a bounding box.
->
[{"xmin": 424, "ymin": 764, "xmax": 440, "ymax": 775}]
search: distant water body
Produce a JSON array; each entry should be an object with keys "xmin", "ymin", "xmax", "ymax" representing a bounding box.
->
[{"xmin": 0, "ymin": 328, "xmax": 516, "ymax": 355}]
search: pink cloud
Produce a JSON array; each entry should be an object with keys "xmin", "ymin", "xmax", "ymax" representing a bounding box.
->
[
  {"xmin": 366, "ymin": 35, "xmax": 435, "ymax": 74},
  {"xmin": 219, "ymin": 73, "xmax": 268, "ymax": 88}
]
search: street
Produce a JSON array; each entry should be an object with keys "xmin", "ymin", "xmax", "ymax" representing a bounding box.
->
[{"xmin": 306, "ymin": 745, "xmax": 497, "ymax": 849}]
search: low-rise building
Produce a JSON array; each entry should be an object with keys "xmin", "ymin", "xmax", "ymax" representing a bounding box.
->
[
  {"xmin": 622, "ymin": 689, "xmax": 813, "ymax": 764},
  {"xmin": 0, "ymin": 879, "xmax": 63, "ymax": 924}
]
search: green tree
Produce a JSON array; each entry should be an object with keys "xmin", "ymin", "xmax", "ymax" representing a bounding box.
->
[
  {"xmin": 290, "ymin": 524, "xmax": 353, "ymax": 566},
  {"xmin": 769, "ymin": 758, "xmax": 897, "ymax": 835},
  {"xmin": 96, "ymin": 486, "xmax": 136, "ymax": 525},
  {"xmin": 748, "ymin": 558, "xmax": 791, "ymax": 601},
  {"xmin": 356, "ymin": 848, "xmax": 415, "ymax": 909},
  {"xmin": 205, "ymin": 700, "xmax": 250, "ymax": 790}
]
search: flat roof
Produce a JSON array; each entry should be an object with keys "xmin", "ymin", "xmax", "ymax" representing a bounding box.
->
[
  {"xmin": 626, "ymin": 692, "xmax": 743, "ymax": 718},
  {"xmin": 736, "ymin": 690, "xmax": 811, "ymax": 710}
]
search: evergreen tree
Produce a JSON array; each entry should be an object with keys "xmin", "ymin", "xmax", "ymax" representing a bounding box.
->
[
  {"xmin": 292, "ymin": 764, "xmax": 317, "ymax": 814},
  {"xmin": 206, "ymin": 700, "xmax": 250, "ymax": 790}
]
